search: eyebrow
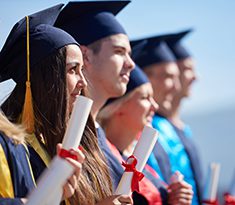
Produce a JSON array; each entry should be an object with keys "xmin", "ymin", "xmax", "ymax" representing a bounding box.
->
[
  {"xmin": 113, "ymin": 45, "xmax": 132, "ymax": 55},
  {"xmin": 66, "ymin": 61, "xmax": 80, "ymax": 66}
]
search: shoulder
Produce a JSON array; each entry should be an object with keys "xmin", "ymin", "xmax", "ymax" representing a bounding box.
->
[{"xmin": 0, "ymin": 132, "xmax": 8, "ymax": 150}]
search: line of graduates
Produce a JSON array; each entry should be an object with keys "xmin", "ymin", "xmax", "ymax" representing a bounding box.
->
[{"xmin": 1, "ymin": 1, "xmax": 232, "ymax": 205}]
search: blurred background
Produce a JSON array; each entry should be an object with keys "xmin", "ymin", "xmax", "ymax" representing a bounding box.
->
[{"xmin": 1, "ymin": 0, "xmax": 235, "ymax": 198}]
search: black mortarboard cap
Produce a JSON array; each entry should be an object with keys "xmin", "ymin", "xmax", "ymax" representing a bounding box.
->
[
  {"xmin": 164, "ymin": 29, "xmax": 193, "ymax": 60},
  {"xmin": 0, "ymin": 4, "xmax": 78, "ymax": 83},
  {"xmin": 126, "ymin": 65, "xmax": 149, "ymax": 95},
  {"xmin": 131, "ymin": 35, "xmax": 176, "ymax": 69},
  {"xmin": 55, "ymin": 0, "xmax": 130, "ymax": 45}
]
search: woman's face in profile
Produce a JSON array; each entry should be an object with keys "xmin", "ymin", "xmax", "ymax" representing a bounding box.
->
[
  {"xmin": 66, "ymin": 44, "xmax": 87, "ymax": 113},
  {"xmin": 120, "ymin": 83, "xmax": 158, "ymax": 131}
]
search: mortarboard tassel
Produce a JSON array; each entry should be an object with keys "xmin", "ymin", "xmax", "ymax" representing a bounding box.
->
[{"xmin": 22, "ymin": 16, "xmax": 35, "ymax": 133}]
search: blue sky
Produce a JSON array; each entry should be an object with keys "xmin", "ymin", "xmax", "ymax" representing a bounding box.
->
[
  {"xmin": 1, "ymin": 0, "xmax": 235, "ymax": 115},
  {"xmin": 1, "ymin": 0, "xmax": 235, "ymax": 195}
]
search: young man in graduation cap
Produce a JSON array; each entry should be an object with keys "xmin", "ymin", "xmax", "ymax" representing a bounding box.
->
[
  {"xmin": 55, "ymin": 0, "xmax": 135, "ymax": 190},
  {"xmin": 131, "ymin": 36, "xmax": 195, "ymax": 205},
  {"xmin": 165, "ymin": 29, "xmax": 204, "ymax": 205}
]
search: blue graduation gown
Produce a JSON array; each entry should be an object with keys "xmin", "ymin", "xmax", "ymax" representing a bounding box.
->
[
  {"xmin": 148, "ymin": 114, "xmax": 203, "ymax": 205},
  {"xmin": 0, "ymin": 132, "xmax": 35, "ymax": 205},
  {"xmin": 96, "ymin": 125, "xmax": 124, "ymax": 190},
  {"xmin": 172, "ymin": 124, "xmax": 203, "ymax": 204},
  {"xmin": 27, "ymin": 145, "xmax": 47, "ymax": 181}
]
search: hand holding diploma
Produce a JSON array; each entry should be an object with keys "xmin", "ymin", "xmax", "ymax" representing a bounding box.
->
[
  {"xmin": 168, "ymin": 171, "xmax": 193, "ymax": 205},
  {"xmin": 26, "ymin": 96, "xmax": 93, "ymax": 205},
  {"xmin": 57, "ymin": 144, "xmax": 85, "ymax": 200},
  {"xmin": 115, "ymin": 125, "xmax": 159, "ymax": 195}
]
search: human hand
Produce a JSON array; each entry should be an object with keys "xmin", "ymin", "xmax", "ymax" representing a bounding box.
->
[
  {"xmin": 167, "ymin": 180, "xmax": 193, "ymax": 205},
  {"xmin": 56, "ymin": 144, "xmax": 85, "ymax": 199}
]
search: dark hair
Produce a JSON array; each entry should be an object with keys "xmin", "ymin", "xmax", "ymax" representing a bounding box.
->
[
  {"xmin": 2, "ymin": 46, "xmax": 112, "ymax": 203},
  {"xmin": 3, "ymin": 47, "xmax": 67, "ymax": 156},
  {"xmin": 87, "ymin": 36, "xmax": 109, "ymax": 54}
]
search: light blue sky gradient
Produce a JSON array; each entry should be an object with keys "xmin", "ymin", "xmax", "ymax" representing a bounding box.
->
[
  {"xmin": 1, "ymin": 0, "xmax": 235, "ymax": 115},
  {"xmin": 1, "ymin": 0, "xmax": 235, "ymax": 194}
]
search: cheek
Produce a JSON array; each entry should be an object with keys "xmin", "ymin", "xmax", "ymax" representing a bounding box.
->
[
  {"xmin": 164, "ymin": 78, "xmax": 174, "ymax": 89},
  {"xmin": 137, "ymin": 101, "xmax": 149, "ymax": 116},
  {"xmin": 66, "ymin": 74, "xmax": 76, "ymax": 94},
  {"xmin": 109, "ymin": 55, "xmax": 124, "ymax": 71},
  {"xmin": 184, "ymin": 70, "xmax": 194, "ymax": 82}
]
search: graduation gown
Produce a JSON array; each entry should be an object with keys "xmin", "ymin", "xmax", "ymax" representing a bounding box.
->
[
  {"xmin": 0, "ymin": 132, "xmax": 35, "ymax": 205},
  {"xmin": 149, "ymin": 114, "xmax": 203, "ymax": 205},
  {"xmin": 96, "ymin": 125, "xmax": 124, "ymax": 190}
]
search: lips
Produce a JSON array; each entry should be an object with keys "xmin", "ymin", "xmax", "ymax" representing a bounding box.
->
[
  {"xmin": 71, "ymin": 89, "xmax": 81, "ymax": 98},
  {"xmin": 120, "ymin": 73, "xmax": 130, "ymax": 83}
]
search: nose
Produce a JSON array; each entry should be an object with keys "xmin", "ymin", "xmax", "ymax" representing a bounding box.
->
[
  {"xmin": 192, "ymin": 71, "xmax": 198, "ymax": 82},
  {"xmin": 76, "ymin": 72, "xmax": 87, "ymax": 89},
  {"xmin": 172, "ymin": 75, "xmax": 181, "ymax": 93},
  {"xmin": 125, "ymin": 54, "xmax": 135, "ymax": 72},
  {"xmin": 150, "ymin": 97, "xmax": 159, "ymax": 112}
]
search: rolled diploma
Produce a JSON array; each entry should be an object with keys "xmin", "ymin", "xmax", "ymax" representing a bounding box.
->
[
  {"xmin": 115, "ymin": 125, "xmax": 159, "ymax": 195},
  {"xmin": 62, "ymin": 95, "xmax": 93, "ymax": 149},
  {"xmin": 203, "ymin": 162, "xmax": 220, "ymax": 201},
  {"xmin": 26, "ymin": 96, "xmax": 93, "ymax": 205},
  {"xmin": 26, "ymin": 156, "xmax": 74, "ymax": 205}
]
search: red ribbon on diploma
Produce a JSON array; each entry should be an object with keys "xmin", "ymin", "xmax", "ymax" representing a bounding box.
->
[
  {"xmin": 202, "ymin": 199, "xmax": 219, "ymax": 205},
  {"xmin": 224, "ymin": 193, "xmax": 235, "ymax": 205},
  {"xmin": 59, "ymin": 148, "xmax": 78, "ymax": 161},
  {"xmin": 121, "ymin": 155, "xmax": 144, "ymax": 192}
]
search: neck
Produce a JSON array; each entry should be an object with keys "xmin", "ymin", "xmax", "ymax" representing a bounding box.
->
[
  {"xmin": 86, "ymin": 83, "xmax": 107, "ymax": 121},
  {"xmin": 168, "ymin": 95, "xmax": 185, "ymax": 130},
  {"xmin": 105, "ymin": 116, "xmax": 139, "ymax": 153}
]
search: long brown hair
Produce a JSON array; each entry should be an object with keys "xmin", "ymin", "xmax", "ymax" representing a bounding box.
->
[{"xmin": 2, "ymin": 46, "xmax": 112, "ymax": 203}]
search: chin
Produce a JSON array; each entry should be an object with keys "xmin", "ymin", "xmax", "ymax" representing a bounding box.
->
[
  {"xmin": 145, "ymin": 121, "xmax": 152, "ymax": 127},
  {"xmin": 113, "ymin": 85, "xmax": 126, "ymax": 97},
  {"xmin": 163, "ymin": 101, "xmax": 172, "ymax": 111}
]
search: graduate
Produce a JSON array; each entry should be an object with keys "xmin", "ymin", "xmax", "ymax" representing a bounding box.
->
[
  {"xmin": 131, "ymin": 35, "xmax": 194, "ymax": 205},
  {"xmin": 0, "ymin": 4, "xmax": 110, "ymax": 205},
  {"xmin": 0, "ymin": 79, "xmax": 35, "ymax": 205},
  {"xmin": 98, "ymin": 65, "xmax": 163, "ymax": 205},
  {"xmin": 55, "ymin": 0, "xmax": 135, "ymax": 199},
  {"xmin": 165, "ymin": 29, "xmax": 204, "ymax": 204}
]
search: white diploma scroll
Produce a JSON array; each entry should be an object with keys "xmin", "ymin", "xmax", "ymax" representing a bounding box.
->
[
  {"xmin": 203, "ymin": 162, "xmax": 221, "ymax": 202},
  {"xmin": 115, "ymin": 125, "xmax": 159, "ymax": 195},
  {"xmin": 26, "ymin": 96, "xmax": 93, "ymax": 205},
  {"xmin": 62, "ymin": 95, "xmax": 93, "ymax": 150},
  {"xmin": 26, "ymin": 156, "xmax": 74, "ymax": 205}
]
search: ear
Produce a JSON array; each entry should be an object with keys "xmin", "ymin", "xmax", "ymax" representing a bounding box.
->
[{"xmin": 80, "ymin": 45, "xmax": 92, "ymax": 68}]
